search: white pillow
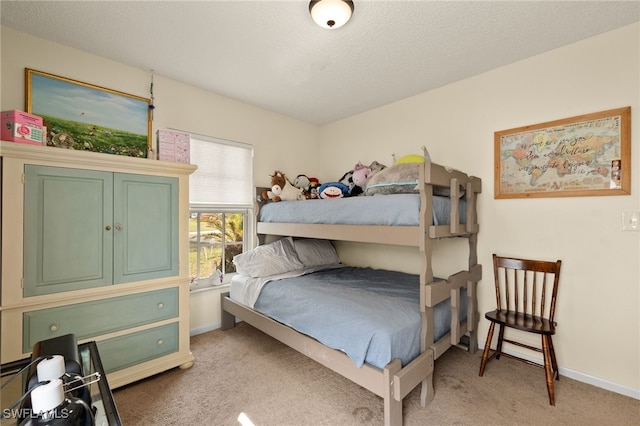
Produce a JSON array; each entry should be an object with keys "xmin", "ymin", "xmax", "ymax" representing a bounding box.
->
[
  {"xmin": 293, "ymin": 238, "xmax": 341, "ymax": 267},
  {"xmin": 233, "ymin": 237, "xmax": 303, "ymax": 278}
]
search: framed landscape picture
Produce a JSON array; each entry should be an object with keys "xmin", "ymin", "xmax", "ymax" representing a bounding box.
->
[
  {"xmin": 25, "ymin": 68, "xmax": 151, "ymax": 157},
  {"xmin": 495, "ymin": 107, "xmax": 631, "ymax": 199}
]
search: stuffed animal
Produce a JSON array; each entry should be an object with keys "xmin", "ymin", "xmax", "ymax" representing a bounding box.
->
[
  {"xmin": 341, "ymin": 161, "xmax": 387, "ymax": 196},
  {"xmin": 293, "ymin": 174, "xmax": 311, "ymax": 192},
  {"xmin": 392, "ymin": 146, "xmax": 431, "ymax": 164},
  {"xmin": 262, "ymin": 171, "xmax": 305, "ymax": 202},
  {"xmin": 369, "ymin": 160, "xmax": 387, "ymax": 175},
  {"xmin": 338, "ymin": 169, "xmax": 358, "ymax": 196},
  {"xmin": 308, "ymin": 177, "xmax": 320, "ymax": 199},
  {"xmin": 261, "ymin": 171, "xmax": 285, "ymax": 201},
  {"xmin": 293, "ymin": 174, "xmax": 320, "ymax": 199},
  {"xmin": 354, "ymin": 160, "xmax": 386, "ymax": 190},
  {"xmin": 318, "ymin": 182, "xmax": 350, "ymax": 199},
  {"xmin": 394, "ymin": 154, "xmax": 425, "ymax": 164},
  {"xmin": 351, "ymin": 162, "xmax": 370, "ymax": 191}
]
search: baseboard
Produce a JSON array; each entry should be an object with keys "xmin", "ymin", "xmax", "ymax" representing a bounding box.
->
[
  {"xmin": 479, "ymin": 340, "xmax": 640, "ymax": 400},
  {"xmin": 190, "ymin": 321, "xmax": 221, "ymax": 336}
]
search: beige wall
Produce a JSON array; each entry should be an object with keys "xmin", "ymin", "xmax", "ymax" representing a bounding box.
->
[
  {"xmin": 0, "ymin": 27, "xmax": 321, "ymax": 185},
  {"xmin": 0, "ymin": 26, "xmax": 320, "ymax": 362},
  {"xmin": 2, "ymin": 23, "xmax": 639, "ymax": 397},
  {"xmin": 319, "ymin": 24, "xmax": 640, "ymax": 395}
]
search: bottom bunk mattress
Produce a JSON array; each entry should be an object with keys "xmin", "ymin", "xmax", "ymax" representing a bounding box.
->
[{"xmin": 230, "ymin": 266, "xmax": 467, "ymax": 370}]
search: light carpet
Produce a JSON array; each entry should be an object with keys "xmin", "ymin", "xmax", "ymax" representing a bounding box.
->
[{"xmin": 113, "ymin": 322, "xmax": 639, "ymax": 425}]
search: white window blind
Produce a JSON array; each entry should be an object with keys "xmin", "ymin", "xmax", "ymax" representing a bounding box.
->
[{"xmin": 188, "ymin": 133, "xmax": 253, "ymax": 208}]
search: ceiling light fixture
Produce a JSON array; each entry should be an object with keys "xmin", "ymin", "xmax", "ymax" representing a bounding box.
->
[{"xmin": 309, "ymin": 0, "xmax": 354, "ymax": 29}]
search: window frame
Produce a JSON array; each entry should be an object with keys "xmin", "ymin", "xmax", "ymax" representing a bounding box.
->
[
  {"xmin": 184, "ymin": 131, "xmax": 255, "ymax": 290},
  {"xmin": 189, "ymin": 208, "xmax": 252, "ymax": 289}
]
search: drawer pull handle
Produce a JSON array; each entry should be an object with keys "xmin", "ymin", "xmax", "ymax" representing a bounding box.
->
[
  {"xmin": 105, "ymin": 225, "xmax": 112, "ymax": 231},
  {"xmin": 115, "ymin": 224, "xmax": 122, "ymax": 231},
  {"xmin": 157, "ymin": 302, "xmax": 164, "ymax": 309},
  {"xmin": 157, "ymin": 339, "xmax": 164, "ymax": 346},
  {"xmin": 50, "ymin": 323, "xmax": 59, "ymax": 332}
]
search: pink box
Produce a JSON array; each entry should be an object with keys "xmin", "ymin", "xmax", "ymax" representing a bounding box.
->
[
  {"xmin": 1, "ymin": 110, "xmax": 44, "ymax": 145},
  {"xmin": 157, "ymin": 130, "xmax": 190, "ymax": 163}
]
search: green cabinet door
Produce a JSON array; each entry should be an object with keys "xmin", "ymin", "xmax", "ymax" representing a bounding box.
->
[
  {"xmin": 24, "ymin": 165, "xmax": 114, "ymax": 296},
  {"xmin": 23, "ymin": 167, "xmax": 179, "ymax": 296},
  {"xmin": 113, "ymin": 173, "xmax": 178, "ymax": 283}
]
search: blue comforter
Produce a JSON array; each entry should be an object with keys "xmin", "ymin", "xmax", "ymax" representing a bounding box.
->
[
  {"xmin": 254, "ymin": 267, "xmax": 466, "ymax": 369},
  {"xmin": 260, "ymin": 193, "xmax": 465, "ymax": 226}
]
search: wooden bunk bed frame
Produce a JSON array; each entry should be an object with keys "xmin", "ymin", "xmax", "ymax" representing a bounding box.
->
[{"xmin": 221, "ymin": 157, "xmax": 482, "ymax": 426}]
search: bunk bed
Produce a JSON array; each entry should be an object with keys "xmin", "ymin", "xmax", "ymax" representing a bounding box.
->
[{"xmin": 221, "ymin": 152, "xmax": 482, "ymax": 426}]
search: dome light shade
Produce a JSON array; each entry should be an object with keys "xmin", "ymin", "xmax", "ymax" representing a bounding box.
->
[{"xmin": 309, "ymin": 0, "xmax": 354, "ymax": 29}]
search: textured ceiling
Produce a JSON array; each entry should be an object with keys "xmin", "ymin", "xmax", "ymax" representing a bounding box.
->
[{"xmin": 2, "ymin": 1, "xmax": 639, "ymax": 125}]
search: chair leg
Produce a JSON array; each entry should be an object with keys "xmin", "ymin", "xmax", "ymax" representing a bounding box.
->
[
  {"xmin": 542, "ymin": 335, "xmax": 556, "ymax": 406},
  {"xmin": 495, "ymin": 325, "xmax": 505, "ymax": 360},
  {"xmin": 479, "ymin": 321, "xmax": 496, "ymax": 376},
  {"xmin": 548, "ymin": 336, "xmax": 559, "ymax": 380}
]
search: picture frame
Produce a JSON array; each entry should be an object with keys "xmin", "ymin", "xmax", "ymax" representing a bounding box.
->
[
  {"xmin": 494, "ymin": 106, "xmax": 631, "ymax": 199},
  {"xmin": 25, "ymin": 68, "xmax": 151, "ymax": 157}
]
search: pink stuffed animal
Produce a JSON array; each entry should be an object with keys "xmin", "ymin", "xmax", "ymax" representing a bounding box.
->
[
  {"xmin": 352, "ymin": 162, "xmax": 372, "ymax": 189},
  {"xmin": 352, "ymin": 161, "xmax": 387, "ymax": 195}
]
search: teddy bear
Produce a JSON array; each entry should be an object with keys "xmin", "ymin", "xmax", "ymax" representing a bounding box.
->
[{"xmin": 262, "ymin": 170, "xmax": 305, "ymax": 202}]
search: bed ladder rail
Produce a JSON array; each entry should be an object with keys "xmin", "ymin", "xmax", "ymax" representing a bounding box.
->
[
  {"xmin": 422, "ymin": 265, "xmax": 482, "ymax": 307},
  {"xmin": 421, "ymin": 264, "xmax": 482, "ymax": 357},
  {"xmin": 421, "ymin": 159, "xmax": 481, "ymax": 238}
]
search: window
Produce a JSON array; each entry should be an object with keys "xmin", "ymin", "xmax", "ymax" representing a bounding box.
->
[
  {"xmin": 187, "ymin": 132, "xmax": 253, "ymax": 289},
  {"xmin": 189, "ymin": 211, "xmax": 244, "ymax": 285}
]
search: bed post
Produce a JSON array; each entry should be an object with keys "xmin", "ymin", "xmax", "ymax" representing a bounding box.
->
[
  {"xmin": 383, "ymin": 359, "xmax": 403, "ymax": 426},
  {"xmin": 420, "ymin": 371, "xmax": 435, "ymax": 407},
  {"xmin": 465, "ymin": 178, "xmax": 482, "ymax": 353},
  {"xmin": 256, "ymin": 187, "xmax": 269, "ymax": 245},
  {"xmin": 221, "ymin": 292, "xmax": 236, "ymax": 330},
  {"xmin": 467, "ymin": 223, "xmax": 480, "ymax": 354},
  {"xmin": 418, "ymin": 150, "xmax": 437, "ymax": 407}
]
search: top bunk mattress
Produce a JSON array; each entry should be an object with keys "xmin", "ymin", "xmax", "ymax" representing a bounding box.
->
[{"xmin": 259, "ymin": 193, "xmax": 466, "ymax": 226}]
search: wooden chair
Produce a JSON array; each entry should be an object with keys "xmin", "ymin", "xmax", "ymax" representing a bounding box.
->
[{"xmin": 479, "ymin": 254, "xmax": 562, "ymax": 405}]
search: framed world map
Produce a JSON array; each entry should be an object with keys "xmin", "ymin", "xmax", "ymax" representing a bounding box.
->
[{"xmin": 495, "ymin": 107, "xmax": 631, "ymax": 199}]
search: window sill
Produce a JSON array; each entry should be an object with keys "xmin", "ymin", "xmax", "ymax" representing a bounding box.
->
[{"xmin": 189, "ymin": 283, "xmax": 230, "ymax": 294}]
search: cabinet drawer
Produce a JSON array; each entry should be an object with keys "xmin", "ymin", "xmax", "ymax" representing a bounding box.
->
[
  {"xmin": 23, "ymin": 288, "xmax": 178, "ymax": 352},
  {"xmin": 96, "ymin": 323, "xmax": 179, "ymax": 373}
]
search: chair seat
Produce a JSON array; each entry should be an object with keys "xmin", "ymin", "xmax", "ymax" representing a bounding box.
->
[{"xmin": 485, "ymin": 309, "xmax": 556, "ymax": 335}]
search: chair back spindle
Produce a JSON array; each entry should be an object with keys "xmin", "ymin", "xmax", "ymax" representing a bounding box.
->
[{"xmin": 493, "ymin": 255, "xmax": 561, "ymax": 324}]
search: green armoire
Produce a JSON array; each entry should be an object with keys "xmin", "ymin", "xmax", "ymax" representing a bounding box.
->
[{"xmin": 1, "ymin": 141, "xmax": 196, "ymax": 388}]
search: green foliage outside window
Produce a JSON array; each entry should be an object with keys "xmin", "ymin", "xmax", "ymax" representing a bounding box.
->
[{"xmin": 189, "ymin": 212, "xmax": 244, "ymax": 284}]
